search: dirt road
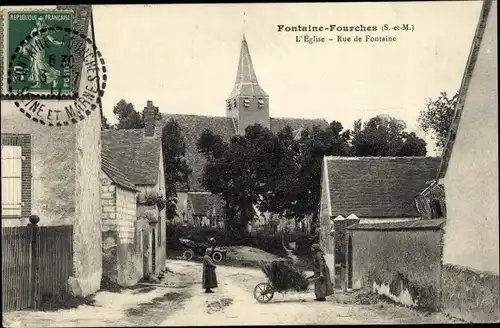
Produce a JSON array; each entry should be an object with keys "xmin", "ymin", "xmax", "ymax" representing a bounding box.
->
[
  {"xmin": 161, "ymin": 260, "xmax": 459, "ymax": 325},
  {"xmin": 3, "ymin": 260, "xmax": 460, "ymax": 327}
]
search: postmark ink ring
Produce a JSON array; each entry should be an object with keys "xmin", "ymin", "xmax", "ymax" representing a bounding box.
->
[{"xmin": 5, "ymin": 11, "xmax": 107, "ymax": 127}]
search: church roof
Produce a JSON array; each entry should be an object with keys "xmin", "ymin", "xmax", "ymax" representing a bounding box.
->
[
  {"xmin": 323, "ymin": 156, "xmax": 441, "ymax": 218},
  {"xmin": 102, "ymin": 129, "xmax": 162, "ymax": 186},
  {"xmin": 157, "ymin": 114, "xmax": 329, "ymax": 192},
  {"xmin": 188, "ymin": 193, "xmax": 226, "ymax": 217},
  {"xmin": 228, "ymin": 35, "xmax": 268, "ymax": 98}
]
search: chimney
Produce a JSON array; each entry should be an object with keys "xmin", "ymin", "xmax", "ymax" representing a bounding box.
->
[{"xmin": 144, "ymin": 100, "xmax": 157, "ymax": 137}]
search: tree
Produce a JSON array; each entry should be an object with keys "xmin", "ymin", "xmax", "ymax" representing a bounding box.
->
[
  {"xmin": 113, "ymin": 99, "xmax": 144, "ymax": 129},
  {"xmin": 161, "ymin": 120, "xmax": 192, "ymax": 221},
  {"xmin": 197, "ymin": 124, "xmax": 280, "ymax": 236},
  {"xmin": 293, "ymin": 122, "xmax": 350, "ymax": 234},
  {"xmin": 418, "ymin": 91, "xmax": 458, "ymax": 151},
  {"xmin": 350, "ymin": 114, "xmax": 427, "ymax": 157}
]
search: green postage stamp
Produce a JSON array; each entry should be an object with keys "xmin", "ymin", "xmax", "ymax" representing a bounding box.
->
[{"xmin": 2, "ymin": 9, "xmax": 74, "ymax": 95}]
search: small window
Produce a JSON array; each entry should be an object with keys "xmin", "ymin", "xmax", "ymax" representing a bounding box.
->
[
  {"xmin": 243, "ymin": 98, "xmax": 250, "ymax": 108},
  {"xmin": 1, "ymin": 134, "xmax": 31, "ymax": 218},
  {"xmin": 258, "ymin": 99, "xmax": 264, "ymax": 108},
  {"xmin": 233, "ymin": 99, "xmax": 237, "ymax": 108},
  {"xmin": 431, "ymin": 200, "xmax": 444, "ymax": 218},
  {"xmin": 226, "ymin": 100, "xmax": 231, "ymax": 111}
]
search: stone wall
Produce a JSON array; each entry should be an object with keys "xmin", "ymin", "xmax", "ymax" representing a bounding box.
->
[
  {"xmin": 100, "ymin": 171, "xmax": 141, "ymax": 287},
  {"xmin": 441, "ymin": 264, "xmax": 499, "ymax": 323},
  {"xmin": 348, "ymin": 228, "xmax": 443, "ymax": 310}
]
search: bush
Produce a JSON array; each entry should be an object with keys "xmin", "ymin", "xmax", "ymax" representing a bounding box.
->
[{"xmin": 166, "ymin": 222, "xmax": 315, "ymax": 258}]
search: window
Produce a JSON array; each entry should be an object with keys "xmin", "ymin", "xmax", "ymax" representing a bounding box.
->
[
  {"xmin": 233, "ymin": 99, "xmax": 237, "ymax": 108},
  {"xmin": 1, "ymin": 134, "xmax": 31, "ymax": 218},
  {"xmin": 431, "ymin": 200, "xmax": 444, "ymax": 218},
  {"xmin": 243, "ymin": 98, "xmax": 250, "ymax": 108},
  {"xmin": 258, "ymin": 98, "xmax": 264, "ymax": 109},
  {"xmin": 158, "ymin": 216, "xmax": 162, "ymax": 246},
  {"xmin": 226, "ymin": 100, "xmax": 232, "ymax": 111}
]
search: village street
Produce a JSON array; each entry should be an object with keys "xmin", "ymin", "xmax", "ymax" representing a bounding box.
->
[{"xmin": 3, "ymin": 260, "xmax": 461, "ymax": 327}]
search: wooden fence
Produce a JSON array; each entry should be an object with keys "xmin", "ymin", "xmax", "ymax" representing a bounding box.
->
[{"xmin": 1, "ymin": 216, "xmax": 73, "ymax": 312}]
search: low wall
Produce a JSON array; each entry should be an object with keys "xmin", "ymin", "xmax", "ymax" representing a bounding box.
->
[
  {"xmin": 441, "ymin": 264, "xmax": 499, "ymax": 323},
  {"xmin": 348, "ymin": 220, "xmax": 444, "ymax": 310}
]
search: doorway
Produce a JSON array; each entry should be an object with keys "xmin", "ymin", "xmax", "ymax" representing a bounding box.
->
[
  {"xmin": 151, "ymin": 229, "xmax": 156, "ymax": 274},
  {"xmin": 347, "ymin": 236, "xmax": 353, "ymax": 289}
]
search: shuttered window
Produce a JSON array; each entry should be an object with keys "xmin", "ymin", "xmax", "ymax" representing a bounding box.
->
[
  {"xmin": 1, "ymin": 134, "xmax": 31, "ymax": 218},
  {"xmin": 1, "ymin": 146, "xmax": 22, "ymax": 216}
]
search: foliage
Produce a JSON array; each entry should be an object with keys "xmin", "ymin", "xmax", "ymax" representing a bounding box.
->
[
  {"xmin": 166, "ymin": 223, "xmax": 315, "ymax": 258},
  {"xmin": 418, "ymin": 91, "xmax": 458, "ymax": 152},
  {"xmin": 113, "ymin": 99, "xmax": 144, "ymax": 129},
  {"xmin": 161, "ymin": 120, "xmax": 192, "ymax": 220},
  {"xmin": 197, "ymin": 125, "xmax": 274, "ymax": 235},
  {"xmin": 111, "ymin": 99, "xmax": 162, "ymax": 130},
  {"xmin": 293, "ymin": 122, "xmax": 351, "ymax": 234},
  {"xmin": 350, "ymin": 114, "xmax": 427, "ymax": 156},
  {"xmin": 137, "ymin": 194, "xmax": 166, "ymax": 212},
  {"xmin": 261, "ymin": 260, "xmax": 310, "ymax": 292}
]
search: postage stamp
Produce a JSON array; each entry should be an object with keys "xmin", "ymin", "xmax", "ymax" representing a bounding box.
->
[
  {"xmin": 1, "ymin": 7, "xmax": 107, "ymax": 126},
  {"xmin": 3, "ymin": 10, "xmax": 74, "ymax": 95}
]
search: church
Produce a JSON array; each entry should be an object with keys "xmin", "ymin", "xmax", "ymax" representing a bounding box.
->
[{"xmin": 146, "ymin": 36, "xmax": 329, "ymax": 229}]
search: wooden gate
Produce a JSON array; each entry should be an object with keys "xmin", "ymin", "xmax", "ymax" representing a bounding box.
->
[
  {"xmin": 1, "ymin": 227, "xmax": 32, "ymax": 311},
  {"xmin": 1, "ymin": 219, "xmax": 73, "ymax": 313}
]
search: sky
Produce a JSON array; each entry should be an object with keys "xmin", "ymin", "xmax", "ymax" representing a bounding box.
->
[{"xmin": 92, "ymin": 2, "xmax": 483, "ymax": 155}]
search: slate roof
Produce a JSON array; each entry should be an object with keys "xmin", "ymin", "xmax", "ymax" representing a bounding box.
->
[
  {"xmin": 188, "ymin": 193, "xmax": 225, "ymax": 217},
  {"xmin": 157, "ymin": 115, "xmax": 329, "ymax": 192},
  {"xmin": 346, "ymin": 218, "xmax": 445, "ymax": 231},
  {"xmin": 438, "ymin": 0, "xmax": 493, "ymax": 179},
  {"xmin": 101, "ymin": 129, "xmax": 161, "ymax": 186},
  {"xmin": 101, "ymin": 153, "xmax": 138, "ymax": 192},
  {"xmin": 324, "ymin": 156, "xmax": 442, "ymax": 218}
]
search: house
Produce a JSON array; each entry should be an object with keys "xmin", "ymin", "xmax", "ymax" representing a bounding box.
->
[
  {"xmin": 318, "ymin": 156, "xmax": 441, "ymax": 287},
  {"xmin": 101, "ymin": 153, "xmax": 143, "ymax": 287},
  {"xmin": 102, "ymin": 104, "xmax": 167, "ymax": 275},
  {"xmin": 175, "ymin": 192, "xmax": 226, "ymax": 228},
  {"xmin": 1, "ymin": 5, "xmax": 103, "ymax": 297},
  {"xmin": 155, "ymin": 36, "xmax": 329, "ymax": 226},
  {"xmin": 436, "ymin": 0, "xmax": 498, "ymax": 322}
]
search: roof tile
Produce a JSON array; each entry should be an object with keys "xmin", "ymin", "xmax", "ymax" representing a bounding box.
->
[
  {"xmin": 325, "ymin": 156, "xmax": 441, "ymax": 218},
  {"xmin": 102, "ymin": 129, "xmax": 161, "ymax": 186}
]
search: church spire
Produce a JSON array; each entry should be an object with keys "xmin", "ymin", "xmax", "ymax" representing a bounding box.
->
[
  {"xmin": 226, "ymin": 35, "xmax": 270, "ymax": 134},
  {"xmin": 235, "ymin": 35, "xmax": 258, "ymax": 84},
  {"xmin": 229, "ymin": 35, "xmax": 267, "ymax": 98}
]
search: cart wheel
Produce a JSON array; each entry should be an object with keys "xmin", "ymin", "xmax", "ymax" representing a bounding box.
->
[
  {"xmin": 212, "ymin": 251, "xmax": 223, "ymax": 263},
  {"xmin": 253, "ymin": 282, "xmax": 274, "ymax": 303},
  {"xmin": 183, "ymin": 249, "xmax": 194, "ymax": 261}
]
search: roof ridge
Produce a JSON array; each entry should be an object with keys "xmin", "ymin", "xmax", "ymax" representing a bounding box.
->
[
  {"xmin": 271, "ymin": 116, "xmax": 328, "ymax": 121},
  {"xmin": 324, "ymin": 156, "xmax": 441, "ymax": 161}
]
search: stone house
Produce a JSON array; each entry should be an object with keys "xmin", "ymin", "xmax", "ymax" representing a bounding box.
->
[
  {"xmin": 154, "ymin": 36, "xmax": 329, "ymax": 226},
  {"xmin": 436, "ymin": 0, "xmax": 498, "ymax": 322},
  {"xmin": 318, "ymin": 156, "xmax": 441, "ymax": 287},
  {"xmin": 100, "ymin": 153, "xmax": 143, "ymax": 287},
  {"xmin": 102, "ymin": 103, "xmax": 167, "ymax": 275},
  {"xmin": 1, "ymin": 5, "xmax": 103, "ymax": 297}
]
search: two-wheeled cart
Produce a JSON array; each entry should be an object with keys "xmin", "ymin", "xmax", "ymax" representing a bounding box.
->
[{"xmin": 253, "ymin": 260, "xmax": 319, "ymax": 304}]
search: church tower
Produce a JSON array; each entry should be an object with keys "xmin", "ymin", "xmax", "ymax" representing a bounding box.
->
[{"xmin": 226, "ymin": 35, "xmax": 270, "ymax": 134}]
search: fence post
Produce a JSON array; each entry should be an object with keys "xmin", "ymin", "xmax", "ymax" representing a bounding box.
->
[{"xmin": 28, "ymin": 215, "xmax": 40, "ymax": 310}]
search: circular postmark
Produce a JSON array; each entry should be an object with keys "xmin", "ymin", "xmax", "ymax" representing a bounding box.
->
[{"xmin": 7, "ymin": 23, "xmax": 107, "ymax": 126}]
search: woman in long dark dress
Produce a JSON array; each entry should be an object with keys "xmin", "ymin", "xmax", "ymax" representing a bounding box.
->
[
  {"xmin": 202, "ymin": 248, "xmax": 218, "ymax": 293},
  {"xmin": 311, "ymin": 243, "xmax": 334, "ymax": 301}
]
